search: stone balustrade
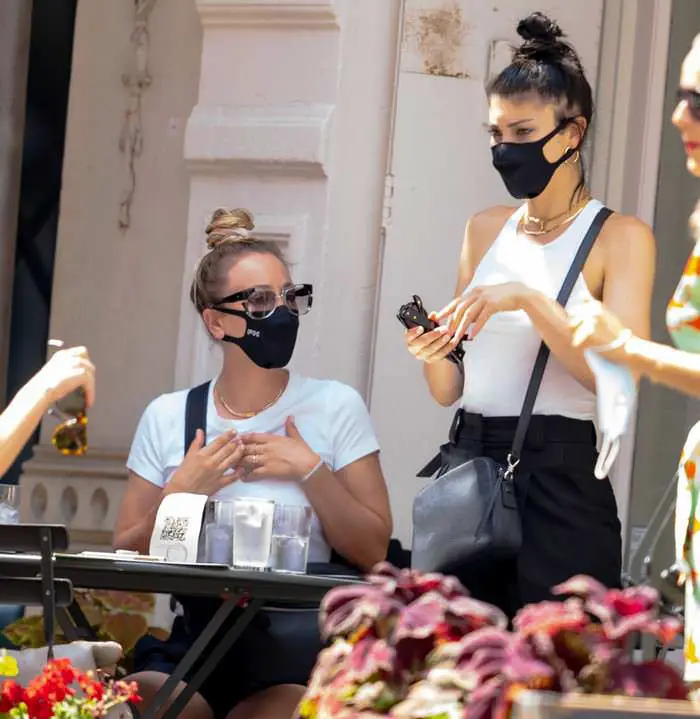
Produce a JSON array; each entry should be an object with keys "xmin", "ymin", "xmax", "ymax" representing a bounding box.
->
[{"xmin": 19, "ymin": 445, "xmax": 127, "ymax": 550}]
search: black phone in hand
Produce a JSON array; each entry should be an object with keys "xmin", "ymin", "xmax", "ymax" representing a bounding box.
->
[{"xmin": 397, "ymin": 295, "xmax": 464, "ymax": 365}]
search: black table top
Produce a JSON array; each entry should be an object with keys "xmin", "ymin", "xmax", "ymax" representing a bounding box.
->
[{"xmin": 0, "ymin": 552, "xmax": 362, "ymax": 603}]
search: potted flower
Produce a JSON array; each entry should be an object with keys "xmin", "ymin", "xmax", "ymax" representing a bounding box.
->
[
  {"xmin": 298, "ymin": 563, "xmax": 689, "ymax": 719},
  {"xmin": 0, "ymin": 655, "xmax": 140, "ymax": 718}
]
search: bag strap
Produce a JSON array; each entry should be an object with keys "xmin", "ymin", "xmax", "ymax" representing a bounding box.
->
[
  {"xmin": 508, "ymin": 206, "xmax": 613, "ymax": 464},
  {"xmin": 185, "ymin": 381, "xmax": 211, "ymax": 454}
]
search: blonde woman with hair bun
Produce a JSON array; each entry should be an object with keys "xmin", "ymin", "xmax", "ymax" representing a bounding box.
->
[{"xmin": 114, "ymin": 208, "xmax": 392, "ymax": 719}]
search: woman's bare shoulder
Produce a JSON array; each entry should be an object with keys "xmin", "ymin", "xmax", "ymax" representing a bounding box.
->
[
  {"xmin": 462, "ymin": 205, "xmax": 516, "ymax": 257},
  {"xmin": 467, "ymin": 205, "xmax": 517, "ymax": 236},
  {"xmin": 598, "ymin": 211, "xmax": 656, "ymax": 260},
  {"xmin": 454, "ymin": 205, "xmax": 517, "ymax": 293}
]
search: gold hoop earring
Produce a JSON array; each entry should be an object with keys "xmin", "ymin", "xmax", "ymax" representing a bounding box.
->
[{"xmin": 566, "ymin": 149, "xmax": 580, "ymax": 166}]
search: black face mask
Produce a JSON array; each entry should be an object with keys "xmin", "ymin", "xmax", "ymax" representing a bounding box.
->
[
  {"xmin": 491, "ymin": 120, "xmax": 576, "ymax": 200},
  {"xmin": 218, "ymin": 306, "xmax": 299, "ymax": 369}
]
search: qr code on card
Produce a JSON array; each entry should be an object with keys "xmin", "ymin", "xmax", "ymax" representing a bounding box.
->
[{"xmin": 159, "ymin": 516, "xmax": 189, "ymax": 542}]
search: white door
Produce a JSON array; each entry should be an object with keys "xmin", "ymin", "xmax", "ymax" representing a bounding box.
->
[{"xmin": 369, "ymin": 0, "xmax": 605, "ymax": 545}]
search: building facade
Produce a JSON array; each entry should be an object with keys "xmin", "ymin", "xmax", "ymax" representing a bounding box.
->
[{"xmin": 6, "ymin": 0, "xmax": 696, "ymax": 565}]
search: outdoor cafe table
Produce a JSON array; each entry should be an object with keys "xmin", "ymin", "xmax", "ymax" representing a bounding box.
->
[{"xmin": 0, "ymin": 551, "xmax": 362, "ymax": 719}]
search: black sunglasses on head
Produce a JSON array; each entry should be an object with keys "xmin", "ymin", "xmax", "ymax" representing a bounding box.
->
[
  {"xmin": 678, "ymin": 88, "xmax": 700, "ymax": 121},
  {"xmin": 213, "ymin": 283, "xmax": 313, "ymax": 320}
]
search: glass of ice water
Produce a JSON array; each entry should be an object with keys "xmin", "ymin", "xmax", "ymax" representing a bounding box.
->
[
  {"xmin": 0, "ymin": 484, "xmax": 20, "ymax": 525},
  {"xmin": 270, "ymin": 505, "xmax": 313, "ymax": 574},
  {"xmin": 232, "ymin": 498, "xmax": 275, "ymax": 570},
  {"xmin": 203, "ymin": 499, "xmax": 234, "ymax": 565}
]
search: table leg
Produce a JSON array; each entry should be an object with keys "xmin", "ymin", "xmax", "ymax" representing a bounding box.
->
[
  {"xmin": 141, "ymin": 595, "xmax": 241, "ymax": 719},
  {"xmin": 56, "ymin": 607, "xmax": 82, "ymax": 642},
  {"xmin": 56, "ymin": 600, "xmax": 99, "ymax": 642},
  {"xmin": 69, "ymin": 600, "xmax": 99, "ymax": 641},
  {"xmin": 163, "ymin": 598, "xmax": 263, "ymax": 719},
  {"xmin": 67, "ymin": 599, "xmax": 96, "ymax": 637}
]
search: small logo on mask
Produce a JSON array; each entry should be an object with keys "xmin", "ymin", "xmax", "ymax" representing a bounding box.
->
[{"xmin": 247, "ymin": 328, "xmax": 261, "ymax": 338}]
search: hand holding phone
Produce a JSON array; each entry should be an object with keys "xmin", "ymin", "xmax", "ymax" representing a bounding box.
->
[{"xmin": 397, "ymin": 295, "xmax": 464, "ymax": 365}]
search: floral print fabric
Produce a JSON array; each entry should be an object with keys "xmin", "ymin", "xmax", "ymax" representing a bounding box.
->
[{"xmin": 669, "ymin": 240, "xmax": 700, "ymax": 679}]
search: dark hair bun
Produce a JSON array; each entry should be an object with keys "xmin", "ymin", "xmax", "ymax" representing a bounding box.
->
[
  {"xmin": 513, "ymin": 12, "xmax": 579, "ymax": 67},
  {"xmin": 517, "ymin": 12, "xmax": 564, "ymax": 44}
]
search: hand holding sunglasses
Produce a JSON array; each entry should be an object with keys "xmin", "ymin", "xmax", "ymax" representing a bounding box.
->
[{"xmin": 41, "ymin": 343, "xmax": 95, "ymax": 456}]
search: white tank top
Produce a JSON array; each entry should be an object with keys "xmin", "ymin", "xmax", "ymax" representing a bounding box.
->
[{"xmin": 461, "ymin": 199, "xmax": 601, "ymax": 419}]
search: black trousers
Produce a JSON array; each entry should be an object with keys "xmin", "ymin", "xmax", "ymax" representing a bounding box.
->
[{"xmin": 438, "ymin": 410, "xmax": 622, "ymax": 618}]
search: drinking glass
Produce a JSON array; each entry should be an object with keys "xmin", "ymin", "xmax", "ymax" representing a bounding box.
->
[
  {"xmin": 269, "ymin": 504, "xmax": 312, "ymax": 574},
  {"xmin": 0, "ymin": 485, "xmax": 20, "ymax": 525},
  {"xmin": 232, "ymin": 498, "xmax": 275, "ymax": 570},
  {"xmin": 203, "ymin": 499, "xmax": 234, "ymax": 565}
]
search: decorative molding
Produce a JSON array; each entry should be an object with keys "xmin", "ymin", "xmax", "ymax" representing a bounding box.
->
[
  {"xmin": 21, "ymin": 445, "xmax": 129, "ymax": 479},
  {"xmin": 19, "ymin": 445, "xmax": 128, "ymax": 547},
  {"xmin": 118, "ymin": 0, "xmax": 158, "ymax": 231},
  {"xmin": 195, "ymin": 0, "xmax": 338, "ymax": 30},
  {"xmin": 184, "ymin": 103, "xmax": 334, "ymax": 177},
  {"xmin": 251, "ymin": 213, "xmax": 310, "ymax": 267}
]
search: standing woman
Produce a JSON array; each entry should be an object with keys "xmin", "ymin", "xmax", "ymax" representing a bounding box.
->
[
  {"xmin": 569, "ymin": 35, "xmax": 700, "ymax": 690},
  {"xmin": 404, "ymin": 12, "xmax": 656, "ymax": 618}
]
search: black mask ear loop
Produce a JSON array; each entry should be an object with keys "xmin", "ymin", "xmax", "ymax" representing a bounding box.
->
[
  {"xmin": 210, "ymin": 305, "xmax": 249, "ymax": 344},
  {"xmin": 560, "ymin": 117, "xmax": 588, "ymax": 204},
  {"xmin": 548, "ymin": 117, "xmax": 579, "ymax": 165}
]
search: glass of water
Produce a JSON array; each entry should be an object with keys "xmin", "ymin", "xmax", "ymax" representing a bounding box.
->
[
  {"xmin": 232, "ymin": 498, "xmax": 275, "ymax": 570},
  {"xmin": 0, "ymin": 485, "xmax": 20, "ymax": 525},
  {"xmin": 203, "ymin": 499, "xmax": 234, "ymax": 565},
  {"xmin": 270, "ymin": 505, "xmax": 312, "ymax": 574}
]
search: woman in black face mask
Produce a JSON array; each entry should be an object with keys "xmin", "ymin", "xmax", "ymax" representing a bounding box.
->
[
  {"xmin": 404, "ymin": 13, "xmax": 656, "ymax": 617},
  {"xmin": 114, "ymin": 208, "xmax": 392, "ymax": 719}
]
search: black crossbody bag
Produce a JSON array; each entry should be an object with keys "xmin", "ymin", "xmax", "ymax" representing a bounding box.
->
[{"xmin": 411, "ymin": 206, "xmax": 613, "ymax": 573}]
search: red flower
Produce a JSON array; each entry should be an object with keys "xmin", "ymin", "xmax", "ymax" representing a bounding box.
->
[
  {"xmin": 84, "ymin": 678, "xmax": 105, "ymax": 701},
  {"xmin": 0, "ymin": 656, "xmax": 141, "ymax": 718},
  {"xmin": 0, "ymin": 679, "xmax": 26, "ymax": 711}
]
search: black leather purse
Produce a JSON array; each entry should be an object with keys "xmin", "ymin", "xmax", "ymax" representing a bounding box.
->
[{"xmin": 411, "ymin": 207, "xmax": 613, "ymax": 573}]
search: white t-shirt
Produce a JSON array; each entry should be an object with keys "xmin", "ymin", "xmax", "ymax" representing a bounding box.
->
[{"xmin": 126, "ymin": 373, "xmax": 380, "ymax": 562}]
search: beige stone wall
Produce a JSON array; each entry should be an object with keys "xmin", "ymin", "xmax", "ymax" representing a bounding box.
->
[
  {"xmin": 46, "ymin": 0, "xmax": 202, "ymax": 449},
  {"xmin": 20, "ymin": 0, "xmax": 202, "ymax": 544}
]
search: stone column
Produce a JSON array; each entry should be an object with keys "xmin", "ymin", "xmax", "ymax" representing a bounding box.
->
[
  {"xmin": 176, "ymin": 0, "xmax": 402, "ymax": 395},
  {"xmin": 0, "ymin": 1, "xmax": 32, "ymax": 404}
]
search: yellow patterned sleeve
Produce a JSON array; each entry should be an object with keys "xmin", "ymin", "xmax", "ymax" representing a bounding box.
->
[{"xmin": 667, "ymin": 240, "xmax": 700, "ymax": 353}]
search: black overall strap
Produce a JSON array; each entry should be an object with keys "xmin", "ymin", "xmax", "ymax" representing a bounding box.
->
[
  {"xmin": 175, "ymin": 381, "xmax": 212, "ymax": 613},
  {"xmin": 509, "ymin": 206, "xmax": 613, "ymax": 461},
  {"xmin": 184, "ymin": 381, "xmax": 211, "ymax": 453}
]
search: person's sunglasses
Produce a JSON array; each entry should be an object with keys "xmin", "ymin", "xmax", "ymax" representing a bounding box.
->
[
  {"xmin": 678, "ymin": 88, "xmax": 700, "ymax": 122},
  {"xmin": 46, "ymin": 340, "xmax": 88, "ymax": 456},
  {"xmin": 50, "ymin": 388, "xmax": 88, "ymax": 456},
  {"xmin": 213, "ymin": 283, "xmax": 313, "ymax": 320}
]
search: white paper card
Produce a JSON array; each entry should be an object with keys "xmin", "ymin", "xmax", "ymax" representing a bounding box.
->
[{"xmin": 149, "ymin": 492, "xmax": 208, "ymax": 563}]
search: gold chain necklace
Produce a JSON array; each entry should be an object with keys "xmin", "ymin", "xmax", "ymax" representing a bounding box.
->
[
  {"xmin": 521, "ymin": 193, "xmax": 591, "ymax": 237},
  {"xmin": 215, "ymin": 378, "xmax": 287, "ymax": 419}
]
